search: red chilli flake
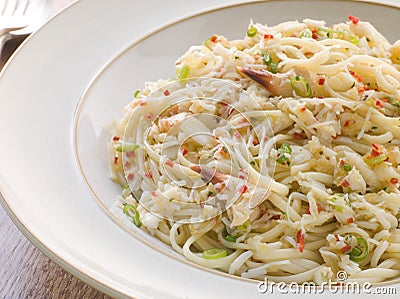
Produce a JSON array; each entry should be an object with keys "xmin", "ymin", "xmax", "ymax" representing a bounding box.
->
[
  {"xmin": 113, "ymin": 156, "xmax": 119, "ymax": 164},
  {"xmin": 127, "ymin": 173, "xmax": 135, "ymax": 181},
  {"xmin": 342, "ymin": 180, "xmax": 350, "ymax": 188},
  {"xmin": 264, "ymin": 34, "xmax": 274, "ymax": 40},
  {"xmin": 344, "ymin": 120, "xmax": 355, "ymax": 127},
  {"xmin": 112, "ymin": 136, "xmax": 120, "ymax": 141},
  {"xmin": 238, "ymin": 174, "xmax": 245, "ymax": 179},
  {"xmin": 305, "ymin": 204, "xmax": 323, "ymax": 215},
  {"xmin": 199, "ymin": 201, "xmax": 204, "ymax": 209},
  {"xmin": 181, "ymin": 148, "xmax": 188, "ymax": 156},
  {"xmin": 139, "ymin": 101, "xmax": 147, "ymax": 106},
  {"xmin": 347, "ymin": 217, "xmax": 354, "ymax": 224},
  {"xmin": 151, "ymin": 191, "xmax": 158, "ymax": 197},
  {"xmin": 300, "ymin": 107, "xmax": 307, "ymax": 112},
  {"xmin": 312, "ymin": 30, "xmax": 318, "ymax": 40},
  {"xmin": 371, "ymin": 150, "xmax": 380, "ymax": 157},
  {"xmin": 211, "ymin": 35, "xmax": 218, "ymax": 42},
  {"xmin": 293, "ymin": 132, "xmax": 304, "ymax": 140},
  {"xmin": 334, "ymin": 234, "xmax": 340, "ymax": 241},
  {"xmin": 348, "ymin": 15, "xmax": 360, "ymax": 25},
  {"xmin": 375, "ymin": 100, "xmax": 384, "ymax": 108},
  {"xmin": 163, "ymin": 90, "xmax": 170, "ymax": 96},
  {"xmin": 318, "ymin": 78, "xmax": 325, "ymax": 85},
  {"xmin": 166, "ymin": 159, "xmax": 174, "ymax": 168},
  {"xmin": 342, "ymin": 245, "xmax": 352, "ymax": 253},
  {"xmin": 296, "ymin": 230, "xmax": 305, "ymax": 253},
  {"xmin": 332, "ymin": 135, "xmax": 338, "ymax": 140},
  {"xmin": 372, "ymin": 143, "xmax": 380, "ymax": 151},
  {"xmin": 252, "ymin": 138, "xmax": 259, "ymax": 146},
  {"xmin": 145, "ymin": 171, "xmax": 153, "ymax": 179},
  {"xmin": 240, "ymin": 185, "xmax": 248, "ymax": 194},
  {"xmin": 126, "ymin": 151, "xmax": 136, "ymax": 158},
  {"xmin": 340, "ymin": 160, "xmax": 345, "ymax": 166},
  {"xmin": 391, "ymin": 178, "xmax": 398, "ymax": 184},
  {"xmin": 349, "ymin": 70, "xmax": 363, "ymax": 82}
]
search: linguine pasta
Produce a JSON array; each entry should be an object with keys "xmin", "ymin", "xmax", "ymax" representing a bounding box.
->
[{"xmin": 108, "ymin": 17, "xmax": 400, "ymax": 284}]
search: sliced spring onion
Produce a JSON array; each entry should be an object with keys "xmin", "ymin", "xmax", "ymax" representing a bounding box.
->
[
  {"xmin": 203, "ymin": 248, "xmax": 228, "ymax": 259},
  {"xmin": 388, "ymin": 96, "xmax": 400, "ymax": 108},
  {"xmin": 343, "ymin": 163, "xmax": 352, "ymax": 171},
  {"xmin": 290, "ymin": 76, "xmax": 313, "ymax": 97},
  {"xmin": 349, "ymin": 238, "xmax": 368, "ymax": 262},
  {"xmin": 222, "ymin": 230, "xmax": 237, "ymax": 242},
  {"xmin": 364, "ymin": 154, "xmax": 387, "ymax": 166},
  {"xmin": 247, "ymin": 26, "xmax": 257, "ymax": 37},
  {"xmin": 276, "ymin": 154, "xmax": 288, "ymax": 164},
  {"xmin": 134, "ymin": 90, "xmax": 140, "ymax": 98},
  {"xmin": 348, "ymin": 34, "xmax": 359, "ymax": 45},
  {"xmin": 317, "ymin": 27, "xmax": 330, "ymax": 36},
  {"xmin": 269, "ymin": 62, "xmax": 278, "ymax": 74},
  {"xmin": 177, "ymin": 64, "xmax": 190, "ymax": 81},
  {"xmin": 237, "ymin": 219, "xmax": 251, "ymax": 231},
  {"xmin": 123, "ymin": 204, "xmax": 142, "ymax": 228},
  {"xmin": 116, "ymin": 144, "xmax": 140, "ymax": 152},
  {"xmin": 276, "ymin": 143, "xmax": 292, "ymax": 164},
  {"xmin": 262, "ymin": 52, "xmax": 272, "ymax": 65},
  {"xmin": 203, "ymin": 37, "xmax": 214, "ymax": 49},
  {"xmin": 279, "ymin": 143, "xmax": 292, "ymax": 155},
  {"xmin": 299, "ymin": 28, "xmax": 312, "ymax": 38}
]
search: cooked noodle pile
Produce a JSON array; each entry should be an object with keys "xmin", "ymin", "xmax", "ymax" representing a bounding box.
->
[{"xmin": 108, "ymin": 17, "xmax": 400, "ymax": 284}]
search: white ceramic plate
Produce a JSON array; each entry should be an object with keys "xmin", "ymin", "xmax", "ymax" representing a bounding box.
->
[{"xmin": 2, "ymin": 0, "xmax": 400, "ymax": 298}]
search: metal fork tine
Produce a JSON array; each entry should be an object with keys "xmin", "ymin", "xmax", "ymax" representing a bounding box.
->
[
  {"xmin": 25, "ymin": 0, "xmax": 44, "ymax": 17},
  {"xmin": 14, "ymin": 0, "xmax": 29, "ymax": 16},
  {"xmin": 4, "ymin": 0, "xmax": 18, "ymax": 16}
]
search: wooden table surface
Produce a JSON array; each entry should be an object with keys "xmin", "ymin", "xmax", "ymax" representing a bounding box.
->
[
  {"xmin": 0, "ymin": 1, "xmax": 112, "ymax": 298},
  {"xmin": 0, "ymin": 201, "xmax": 111, "ymax": 299}
]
